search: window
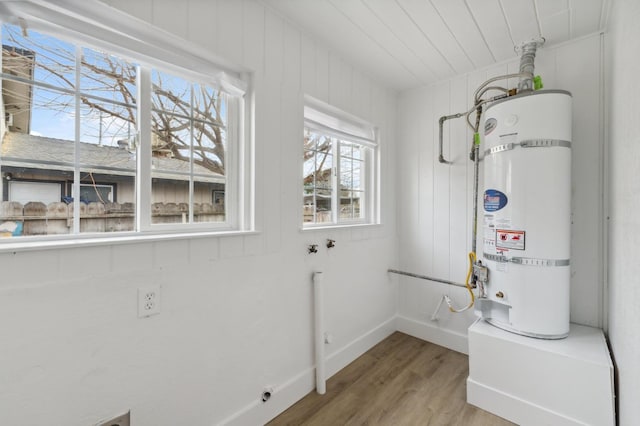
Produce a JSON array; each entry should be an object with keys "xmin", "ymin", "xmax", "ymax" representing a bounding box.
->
[
  {"xmin": 78, "ymin": 183, "xmax": 115, "ymax": 203},
  {"xmin": 213, "ymin": 190, "xmax": 225, "ymax": 206},
  {"xmin": 0, "ymin": 1, "xmax": 249, "ymax": 240},
  {"xmin": 149, "ymin": 69, "xmax": 229, "ymax": 225},
  {"xmin": 8, "ymin": 180, "xmax": 61, "ymax": 205},
  {"xmin": 303, "ymin": 97, "xmax": 378, "ymax": 227}
]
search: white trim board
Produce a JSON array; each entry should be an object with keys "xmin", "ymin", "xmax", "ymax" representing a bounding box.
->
[
  {"xmin": 218, "ymin": 316, "xmax": 397, "ymax": 426},
  {"xmin": 395, "ymin": 315, "xmax": 469, "ymax": 355},
  {"xmin": 467, "ymin": 378, "xmax": 587, "ymax": 426}
]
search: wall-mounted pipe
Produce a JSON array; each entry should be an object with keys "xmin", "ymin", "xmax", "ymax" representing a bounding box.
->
[
  {"xmin": 471, "ymin": 107, "xmax": 482, "ymax": 253},
  {"xmin": 440, "ymin": 95, "xmax": 507, "ymax": 166},
  {"xmin": 438, "ymin": 113, "xmax": 463, "ymax": 163},
  {"xmin": 440, "ymin": 70, "xmax": 537, "ymax": 166},
  {"xmin": 313, "ymin": 271, "xmax": 326, "ymax": 395},
  {"xmin": 388, "ymin": 268, "xmax": 466, "ymax": 288}
]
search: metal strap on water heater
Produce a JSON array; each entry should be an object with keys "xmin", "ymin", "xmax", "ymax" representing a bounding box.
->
[
  {"xmin": 484, "ymin": 253, "xmax": 570, "ymax": 267},
  {"xmin": 484, "ymin": 138, "xmax": 571, "ymax": 157}
]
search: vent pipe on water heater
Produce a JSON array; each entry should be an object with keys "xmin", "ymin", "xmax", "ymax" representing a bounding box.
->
[{"xmin": 517, "ymin": 38, "xmax": 545, "ymax": 92}]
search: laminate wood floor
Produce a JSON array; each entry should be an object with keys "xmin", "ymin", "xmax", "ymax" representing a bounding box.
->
[{"xmin": 268, "ymin": 332, "xmax": 514, "ymax": 426}]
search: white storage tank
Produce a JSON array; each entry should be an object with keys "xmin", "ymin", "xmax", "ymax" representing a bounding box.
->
[{"xmin": 476, "ymin": 90, "xmax": 572, "ymax": 339}]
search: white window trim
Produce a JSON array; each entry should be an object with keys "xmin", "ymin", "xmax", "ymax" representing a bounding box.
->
[
  {"xmin": 0, "ymin": 0, "xmax": 254, "ymax": 247},
  {"xmin": 0, "ymin": 1, "xmax": 247, "ymax": 95},
  {"xmin": 303, "ymin": 95, "xmax": 379, "ymax": 229}
]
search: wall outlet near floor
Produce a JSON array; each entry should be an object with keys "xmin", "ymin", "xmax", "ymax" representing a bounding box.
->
[
  {"xmin": 138, "ymin": 285, "xmax": 161, "ymax": 318},
  {"xmin": 96, "ymin": 411, "xmax": 130, "ymax": 426}
]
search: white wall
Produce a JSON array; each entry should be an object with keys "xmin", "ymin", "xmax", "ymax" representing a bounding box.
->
[
  {"xmin": 0, "ymin": 1, "xmax": 398, "ymax": 425},
  {"xmin": 606, "ymin": 0, "xmax": 640, "ymax": 424},
  {"xmin": 396, "ymin": 34, "xmax": 605, "ymax": 352}
]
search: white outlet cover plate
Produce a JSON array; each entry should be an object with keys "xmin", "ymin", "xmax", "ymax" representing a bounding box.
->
[{"xmin": 138, "ymin": 285, "xmax": 161, "ymax": 318}]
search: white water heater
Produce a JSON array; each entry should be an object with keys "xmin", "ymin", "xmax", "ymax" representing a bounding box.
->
[{"xmin": 476, "ymin": 90, "xmax": 572, "ymax": 339}]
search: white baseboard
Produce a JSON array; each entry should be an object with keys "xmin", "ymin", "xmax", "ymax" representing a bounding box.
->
[
  {"xmin": 325, "ymin": 316, "xmax": 397, "ymax": 378},
  {"xmin": 218, "ymin": 368, "xmax": 315, "ymax": 426},
  {"xmin": 218, "ymin": 316, "xmax": 397, "ymax": 426},
  {"xmin": 395, "ymin": 315, "xmax": 469, "ymax": 354},
  {"xmin": 467, "ymin": 378, "xmax": 584, "ymax": 426}
]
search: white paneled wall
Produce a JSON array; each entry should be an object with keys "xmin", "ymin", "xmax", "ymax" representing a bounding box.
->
[
  {"xmin": 397, "ymin": 34, "xmax": 605, "ymax": 351},
  {"xmin": 607, "ymin": 0, "xmax": 640, "ymax": 424},
  {"xmin": 0, "ymin": 1, "xmax": 398, "ymax": 425}
]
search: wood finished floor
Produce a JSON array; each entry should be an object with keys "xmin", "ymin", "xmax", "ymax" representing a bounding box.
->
[{"xmin": 268, "ymin": 332, "xmax": 514, "ymax": 426}]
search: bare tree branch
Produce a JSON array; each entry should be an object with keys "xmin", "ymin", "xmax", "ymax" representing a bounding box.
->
[{"xmin": 3, "ymin": 24, "xmax": 227, "ymax": 176}]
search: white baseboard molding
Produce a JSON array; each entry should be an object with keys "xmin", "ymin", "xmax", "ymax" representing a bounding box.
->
[
  {"xmin": 325, "ymin": 316, "xmax": 397, "ymax": 379},
  {"xmin": 467, "ymin": 378, "xmax": 584, "ymax": 426},
  {"xmin": 218, "ymin": 368, "xmax": 315, "ymax": 426},
  {"xmin": 396, "ymin": 315, "xmax": 469, "ymax": 355},
  {"xmin": 218, "ymin": 316, "xmax": 397, "ymax": 426}
]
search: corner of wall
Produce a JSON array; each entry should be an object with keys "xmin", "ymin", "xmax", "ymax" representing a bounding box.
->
[{"xmin": 218, "ymin": 315, "xmax": 397, "ymax": 425}]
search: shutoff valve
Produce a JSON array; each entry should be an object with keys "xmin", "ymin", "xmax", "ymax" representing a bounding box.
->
[
  {"xmin": 473, "ymin": 261, "xmax": 489, "ymax": 283},
  {"xmin": 473, "ymin": 261, "xmax": 489, "ymax": 298}
]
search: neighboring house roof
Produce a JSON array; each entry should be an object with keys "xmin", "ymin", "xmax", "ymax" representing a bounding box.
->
[{"xmin": 0, "ymin": 131, "xmax": 225, "ymax": 183}]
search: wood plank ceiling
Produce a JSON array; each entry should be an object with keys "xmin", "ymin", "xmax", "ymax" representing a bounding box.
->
[{"xmin": 261, "ymin": 0, "xmax": 610, "ymax": 91}]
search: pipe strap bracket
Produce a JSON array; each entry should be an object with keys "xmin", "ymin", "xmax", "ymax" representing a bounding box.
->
[
  {"xmin": 484, "ymin": 138, "xmax": 571, "ymax": 157},
  {"xmin": 484, "ymin": 253, "xmax": 570, "ymax": 267}
]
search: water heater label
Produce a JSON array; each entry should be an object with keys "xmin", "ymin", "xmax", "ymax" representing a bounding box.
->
[
  {"xmin": 484, "ymin": 189, "xmax": 508, "ymax": 212},
  {"xmin": 484, "ymin": 117, "xmax": 497, "ymax": 135},
  {"xmin": 496, "ymin": 229, "xmax": 526, "ymax": 250}
]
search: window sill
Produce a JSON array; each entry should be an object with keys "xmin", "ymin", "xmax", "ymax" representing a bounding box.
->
[
  {"xmin": 300, "ymin": 223, "xmax": 382, "ymax": 232},
  {"xmin": 0, "ymin": 229, "xmax": 259, "ymax": 253}
]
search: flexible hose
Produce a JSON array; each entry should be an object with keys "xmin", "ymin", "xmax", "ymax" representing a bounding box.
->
[
  {"xmin": 475, "ymin": 85, "xmax": 509, "ymax": 101},
  {"xmin": 445, "ymin": 252, "xmax": 476, "ymax": 313},
  {"xmin": 473, "ymin": 72, "xmax": 532, "ymax": 103}
]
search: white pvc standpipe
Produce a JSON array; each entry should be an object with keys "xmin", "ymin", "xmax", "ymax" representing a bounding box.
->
[{"xmin": 313, "ymin": 271, "xmax": 326, "ymax": 395}]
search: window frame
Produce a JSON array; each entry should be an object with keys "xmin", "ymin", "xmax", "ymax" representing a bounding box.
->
[
  {"xmin": 0, "ymin": 0, "xmax": 253, "ymax": 246},
  {"xmin": 303, "ymin": 96, "xmax": 378, "ymax": 229}
]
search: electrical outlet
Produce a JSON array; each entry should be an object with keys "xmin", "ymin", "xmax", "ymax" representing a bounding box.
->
[{"xmin": 138, "ymin": 285, "xmax": 161, "ymax": 318}]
